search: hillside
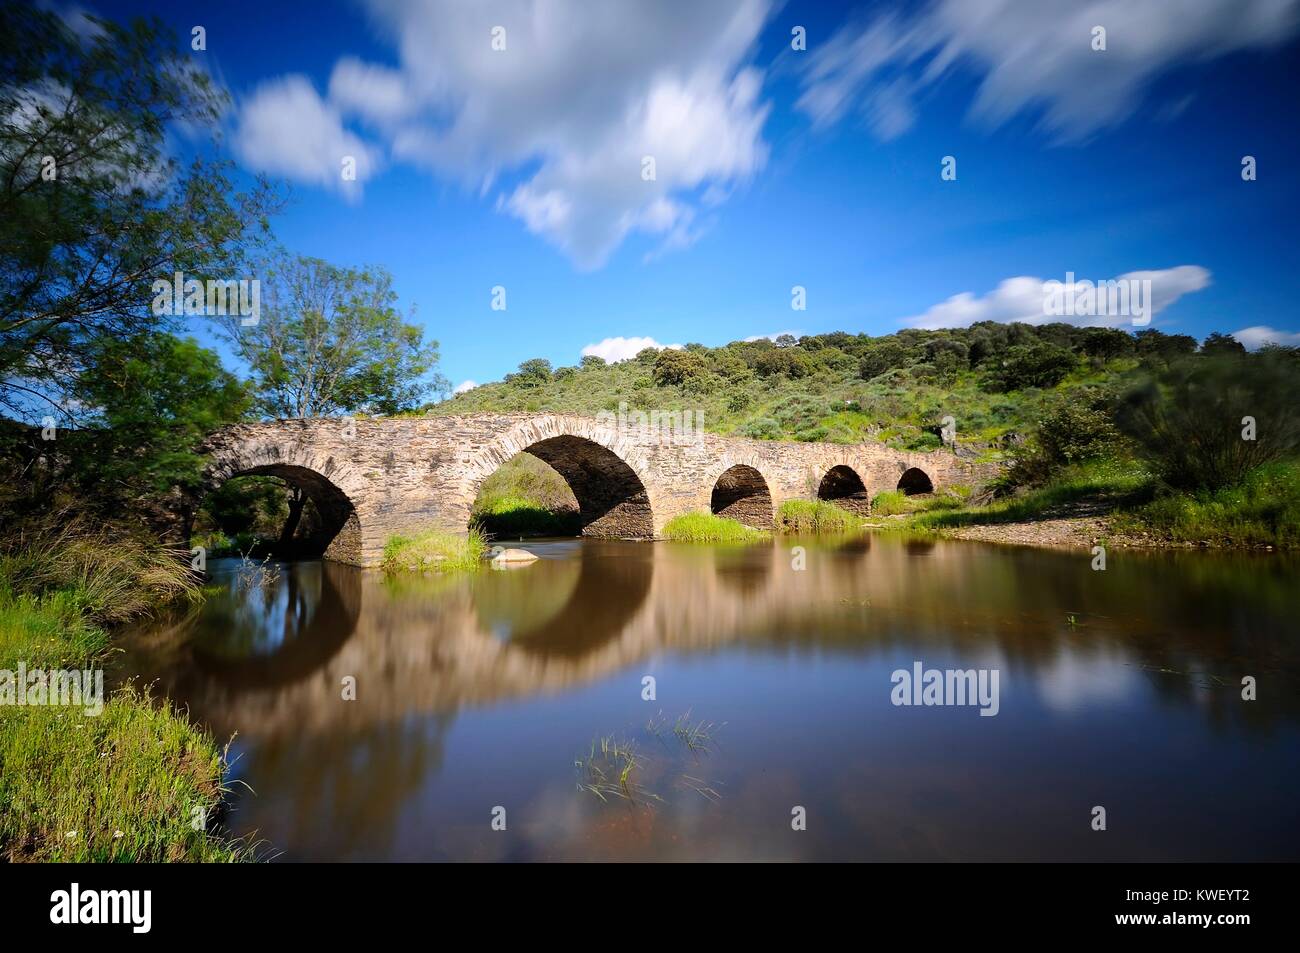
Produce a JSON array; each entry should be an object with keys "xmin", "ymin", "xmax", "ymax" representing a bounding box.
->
[{"xmin": 426, "ymin": 323, "xmax": 1190, "ymax": 459}]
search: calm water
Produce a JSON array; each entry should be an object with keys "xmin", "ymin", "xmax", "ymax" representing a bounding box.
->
[{"xmin": 115, "ymin": 536, "xmax": 1300, "ymax": 861}]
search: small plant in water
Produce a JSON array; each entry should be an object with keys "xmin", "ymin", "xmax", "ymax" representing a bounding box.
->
[
  {"xmin": 233, "ymin": 552, "xmax": 280, "ymax": 594},
  {"xmin": 574, "ymin": 736, "xmax": 660, "ymax": 805},
  {"xmin": 672, "ymin": 710, "xmax": 721, "ymax": 753}
]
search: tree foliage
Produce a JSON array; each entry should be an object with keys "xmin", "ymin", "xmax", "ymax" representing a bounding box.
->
[
  {"xmin": 221, "ymin": 253, "xmax": 444, "ymax": 417},
  {"xmin": 0, "ymin": 6, "xmax": 276, "ymax": 422}
]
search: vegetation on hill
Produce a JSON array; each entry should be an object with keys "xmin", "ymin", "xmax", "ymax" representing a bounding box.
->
[{"xmin": 429, "ymin": 326, "xmax": 1300, "ymax": 548}]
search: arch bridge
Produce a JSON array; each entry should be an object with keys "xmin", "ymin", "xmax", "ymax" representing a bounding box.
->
[{"xmin": 192, "ymin": 413, "xmax": 996, "ymax": 566}]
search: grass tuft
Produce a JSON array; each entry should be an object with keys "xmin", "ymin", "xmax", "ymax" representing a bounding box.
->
[
  {"xmin": 662, "ymin": 511, "xmax": 769, "ymax": 543},
  {"xmin": 777, "ymin": 499, "xmax": 865, "ymax": 534},
  {"xmin": 381, "ymin": 526, "xmax": 489, "ymax": 574}
]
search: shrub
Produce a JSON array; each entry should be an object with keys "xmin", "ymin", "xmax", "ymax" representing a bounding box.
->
[{"xmin": 1116, "ymin": 353, "xmax": 1300, "ymax": 491}]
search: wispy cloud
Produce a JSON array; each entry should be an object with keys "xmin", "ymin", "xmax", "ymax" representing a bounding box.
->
[
  {"xmin": 1230, "ymin": 326, "xmax": 1300, "ymax": 350},
  {"xmin": 232, "ymin": 0, "xmax": 776, "ymax": 267},
  {"xmin": 798, "ymin": 0, "xmax": 1300, "ymax": 143},
  {"xmin": 903, "ymin": 265, "xmax": 1210, "ymax": 329}
]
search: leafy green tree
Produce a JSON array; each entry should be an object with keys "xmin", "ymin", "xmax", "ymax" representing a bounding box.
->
[
  {"xmin": 222, "ymin": 254, "xmax": 444, "ymax": 417},
  {"xmin": 507, "ymin": 358, "xmax": 553, "ymax": 388},
  {"xmin": 652, "ymin": 348, "xmax": 709, "ymax": 389},
  {"xmin": 1135, "ymin": 329, "xmax": 1197, "ymax": 364},
  {"xmin": 69, "ymin": 333, "xmax": 250, "ymax": 502},
  {"xmin": 221, "ymin": 253, "xmax": 444, "ymax": 541},
  {"xmin": 0, "ymin": 6, "xmax": 276, "ymax": 423},
  {"xmin": 986, "ymin": 342, "xmax": 1077, "ymax": 391},
  {"xmin": 1200, "ymin": 331, "xmax": 1246, "ymax": 356},
  {"xmin": 859, "ymin": 339, "xmax": 911, "ymax": 380}
]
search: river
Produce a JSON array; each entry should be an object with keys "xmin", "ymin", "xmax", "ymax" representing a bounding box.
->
[{"xmin": 113, "ymin": 535, "xmax": 1300, "ymax": 861}]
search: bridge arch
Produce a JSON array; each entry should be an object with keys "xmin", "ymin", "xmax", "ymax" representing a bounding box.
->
[
  {"xmin": 817, "ymin": 464, "xmax": 871, "ymax": 514},
  {"xmin": 464, "ymin": 415, "xmax": 655, "ymax": 538},
  {"xmin": 201, "ymin": 433, "xmax": 367, "ymax": 565},
  {"xmin": 710, "ymin": 463, "xmax": 774, "ymax": 529},
  {"xmin": 897, "ymin": 466, "xmax": 935, "ymax": 496}
]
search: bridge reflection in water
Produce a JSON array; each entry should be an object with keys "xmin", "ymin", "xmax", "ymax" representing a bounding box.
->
[{"xmin": 114, "ymin": 537, "xmax": 1300, "ymax": 862}]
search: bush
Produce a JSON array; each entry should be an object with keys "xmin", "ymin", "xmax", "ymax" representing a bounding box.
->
[
  {"xmin": 1116, "ymin": 353, "xmax": 1300, "ymax": 491},
  {"xmin": 742, "ymin": 418, "xmax": 781, "ymax": 440},
  {"xmin": 869, "ymin": 490, "xmax": 910, "ymax": 515}
]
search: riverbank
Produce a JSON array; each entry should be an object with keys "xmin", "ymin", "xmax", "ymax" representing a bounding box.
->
[
  {"xmin": 0, "ymin": 519, "xmax": 248, "ymax": 862},
  {"xmin": 871, "ymin": 461, "xmax": 1300, "ymax": 552}
]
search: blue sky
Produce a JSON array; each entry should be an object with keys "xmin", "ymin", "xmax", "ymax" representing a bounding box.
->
[{"xmin": 88, "ymin": 0, "xmax": 1300, "ymax": 394}]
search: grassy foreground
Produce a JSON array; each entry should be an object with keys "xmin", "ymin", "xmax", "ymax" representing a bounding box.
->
[
  {"xmin": 381, "ymin": 527, "xmax": 489, "ymax": 573},
  {"xmin": 663, "ymin": 512, "xmax": 769, "ymax": 543},
  {"xmin": 0, "ymin": 518, "xmax": 246, "ymax": 861}
]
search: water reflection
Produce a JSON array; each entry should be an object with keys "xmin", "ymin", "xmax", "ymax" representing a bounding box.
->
[{"xmin": 114, "ymin": 535, "xmax": 1300, "ymax": 861}]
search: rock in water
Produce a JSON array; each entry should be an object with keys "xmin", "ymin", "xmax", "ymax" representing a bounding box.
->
[{"xmin": 488, "ymin": 547, "xmax": 538, "ymax": 567}]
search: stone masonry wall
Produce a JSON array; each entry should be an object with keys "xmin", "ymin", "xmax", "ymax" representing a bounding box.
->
[{"xmin": 198, "ymin": 413, "xmax": 999, "ymax": 566}]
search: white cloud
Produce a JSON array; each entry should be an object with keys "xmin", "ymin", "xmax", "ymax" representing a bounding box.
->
[
  {"xmin": 234, "ymin": 0, "xmax": 770, "ymax": 267},
  {"xmin": 1231, "ymin": 326, "xmax": 1300, "ymax": 350},
  {"xmin": 904, "ymin": 265, "xmax": 1210, "ymax": 329},
  {"xmin": 233, "ymin": 75, "xmax": 381, "ymax": 201},
  {"xmin": 799, "ymin": 0, "xmax": 1300, "ymax": 143},
  {"xmin": 453, "ymin": 379, "xmax": 478, "ymax": 394},
  {"xmin": 328, "ymin": 57, "xmax": 416, "ymax": 127},
  {"xmin": 581, "ymin": 336, "xmax": 683, "ymax": 363}
]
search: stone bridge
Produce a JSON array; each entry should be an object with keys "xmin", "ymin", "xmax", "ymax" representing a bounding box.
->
[{"xmin": 194, "ymin": 413, "xmax": 996, "ymax": 566}]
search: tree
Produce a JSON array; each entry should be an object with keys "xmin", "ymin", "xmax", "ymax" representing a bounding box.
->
[
  {"xmin": 221, "ymin": 253, "xmax": 445, "ymax": 541},
  {"xmin": 68, "ymin": 333, "xmax": 249, "ymax": 504},
  {"xmin": 986, "ymin": 342, "xmax": 1077, "ymax": 391},
  {"xmin": 0, "ymin": 6, "xmax": 277, "ymax": 423},
  {"xmin": 1200, "ymin": 331, "xmax": 1246, "ymax": 356},
  {"xmin": 652, "ymin": 348, "xmax": 708, "ymax": 389},
  {"xmin": 222, "ymin": 254, "xmax": 444, "ymax": 418},
  {"xmin": 507, "ymin": 358, "xmax": 553, "ymax": 388}
]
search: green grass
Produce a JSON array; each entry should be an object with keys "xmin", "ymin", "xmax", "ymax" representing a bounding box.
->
[
  {"xmin": 868, "ymin": 490, "xmax": 911, "ymax": 516},
  {"xmin": 776, "ymin": 499, "xmax": 865, "ymax": 534},
  {"xmin": 1112, "ymin": 461, "xmax": 1300, "ymax": 549},
  {"xmin": 0, "ymin": 518, "xmax": 246, "ymax": 862},
  {"xmin": 472, "ymin": 495, "xmax": 581, "ymax": 538},
  {"xmin": 870, "ymin": 486, "xmax": 972, "ymax": 517},
  {"xmin": 662, "ymin": 511, "xmax": 769, "ymax": 543},
  {"xmin": 381, "ymin": 526, "xmax": 489, "ymax": 573},
  {"xmin": 899, "ymin": 461, "xmax": 1153, "ymax": 532}
]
